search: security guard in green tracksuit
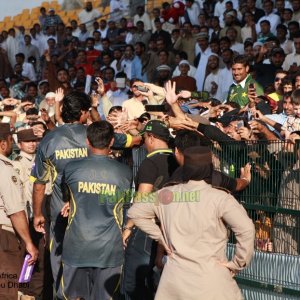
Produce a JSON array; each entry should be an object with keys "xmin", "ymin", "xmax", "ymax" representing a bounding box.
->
[{"xmin": 58, "ymin": 121, "xmax": 132, "ymax": 300}]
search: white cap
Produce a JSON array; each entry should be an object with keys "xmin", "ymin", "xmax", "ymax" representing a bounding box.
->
[
  {"xmin": 45, "ymin": 92, "xmax": 56, "ymax": 98},
  {"xmin": 156, "ymin": 64, "xmax": 171, "ymax": 71},
  {"xmin": 253, "ymin": 41, "xmax": 263, "ymax": 48},
  {"xmin": 179, "ymin": 60, "xmax": 190, "ymax": 66}
]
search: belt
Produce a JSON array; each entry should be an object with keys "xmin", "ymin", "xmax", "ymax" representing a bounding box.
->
[{"xmin": 0, "ymin": 224, "xmax": 16, "ymax": 234}]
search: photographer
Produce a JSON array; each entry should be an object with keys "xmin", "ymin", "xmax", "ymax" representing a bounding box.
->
[{"xmin": 122, "ymin": 79, "xmax": 165, "ymax": 120}]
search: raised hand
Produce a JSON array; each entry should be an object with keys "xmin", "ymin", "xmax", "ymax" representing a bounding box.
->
[
  {"xmin": 91, "ymin": 92, "xmax": 99, "ymax": 107},
  {"xmin": 95, "ymin": 77, "xmax": 105, "ymax": 95},
  {"xmin": 165, "ymin": 80, "xmax": 179, "ymax": 105},
  {"xmin": 55, "ymin": 88, "xmax": 64, "ymax": 102}
]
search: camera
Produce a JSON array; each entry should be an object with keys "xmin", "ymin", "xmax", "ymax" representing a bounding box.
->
[{"xmin": 136, "ymin": 85, "xmax": 149, "ymax": 93}]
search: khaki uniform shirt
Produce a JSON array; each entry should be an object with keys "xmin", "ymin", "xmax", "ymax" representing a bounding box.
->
[
  {"xmin": 13, "ymin": 151, "xmax": 52, "ymax": 219},
  {"xmin": 128, "ymin": 180, "xmax": 255, "ymax": 300},
  {"xmin": 13, "ymin": 151, "xmax": 35, "ymax": 218},
  {"xmin": 0, "ymin": 153, "xmax": 25, "ymax": 229}
]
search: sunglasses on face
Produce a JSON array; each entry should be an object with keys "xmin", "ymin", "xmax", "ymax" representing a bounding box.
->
[{"xmin": 275, "ymin": 77, "xmax": 283, "ymax": 82}]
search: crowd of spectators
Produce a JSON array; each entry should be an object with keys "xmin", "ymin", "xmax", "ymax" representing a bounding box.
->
[{"xmin": 0, "ymin": 0, "xmax": 299, "ymax": 299}]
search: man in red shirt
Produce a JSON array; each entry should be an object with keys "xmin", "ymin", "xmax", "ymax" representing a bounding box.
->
[
  {"xmin": 76, "ymin": 50, "xmax": 94, "ymax": 75},
  {"xmin": 86, "ymin": 37, "xmax": 101, "ymax": 65}
]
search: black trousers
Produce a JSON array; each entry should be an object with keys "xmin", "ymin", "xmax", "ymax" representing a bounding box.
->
[
  {"xmin": 58, "ymin": 264, "xmax": 122, "ymax": 300},
  {"xmin": 121, "ymin": 228, "xmax": 156, "ymax": 300}
]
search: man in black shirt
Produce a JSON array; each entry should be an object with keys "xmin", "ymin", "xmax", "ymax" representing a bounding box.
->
[
  {"xmin": 151, "ymin": 18, "xmax": 172, "ymax": 49},
  {"xmin": 122, "ymin": 120, "xmax": 178, "ymax": 300},
  {"xmin": 58, "ymin": 121, "xmax": 132, "ymax": 300},
  {"xmin": 254, "ymin": 47, "xmax": 286, "ymax": 88}
]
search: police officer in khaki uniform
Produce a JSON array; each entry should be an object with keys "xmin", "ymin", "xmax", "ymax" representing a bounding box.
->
[
  {"xmin": 13, "ymin": 129, "xmax": 50, "ymax": 299},
  {"xmin": 13, "ymin": 129, "xmax": 39, "ymax": 220},
  {"xmin": 0, "ymin": 123, "xmax": 38, "ymax": 300}
]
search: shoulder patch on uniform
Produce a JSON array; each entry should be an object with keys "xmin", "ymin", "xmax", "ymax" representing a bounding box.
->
[
  {"xmin": 212, "ymin": 186, "xmax": 231, "ymax": 194},
  {"xmin": 11, "ymin": 176, "xmax": 18, "ymax": 185},
  {"xmin": 0, "ymin": 158, "xmax": 13, "ymax": 166},
  {"xmin": 14, "ymin": 156, "xmax": 23, "ymax": 162}
]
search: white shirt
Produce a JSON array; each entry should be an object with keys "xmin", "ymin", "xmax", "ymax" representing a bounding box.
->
[
  {"xmin": 280, "ymin": 39, "xmax": 294, "ymax": 55},
  {"xmin": 121, "ymin": 58, "xmax": 134, "ymax": 80},
  {"xmin": 22, "ymin": 62, "xmax": 36, "ymax": 82},
  {"xmin": 30, "ymin": 36, "xmax": 41, "ymax": 51},
  {"xmin": 134, "ymin": 13, "xmax": 152, "ymax": 32},
  {"xmin": 186, "ymin": 3, "xmax": 200, "ymax": 25},
  {"xmin": 125, "ymin": 32, "xmax": 133, "ymax": 44},
  {"xmin": 39, "ymin": 35, "xmax": 57, "ymax": 55},
  {"xmin": 107, "ymin": 88, "xmax": 129, "ymax": 106},
  {"xmin": 282, "ymin": 53, "xmax": 300, "ymax": 71},
  {"xmin": 110, "ymin": 0, "xmax": 127, "ymax": 22},
  {"xmin": 241, "ymin": 25, "xmax": 253, "ymax": 43},
  {"xmin": 195, "ymin": 47, "xmax": 212, "ymax": 90},
  {"xmin": 110, "ymin": 59, "xmax": 122, "ymax": 75},
  {"xmin": 2, "ymin": 35, "xmax": 19, "ymax": 67},
  {"xmin": 214, "ymin": 1, "xmax": 226, "ymax": 27},
  {"xmin": 219, "ymin": 67, "xmax": 234, "ymax": 101},
  {"xmin": 72, "ymin": 28, "xmax": 81, "ymax": 38},
  {"xmin": 94, "ymin": 41, "xmax": 103, "ymax": 51},
  {"xmin": 79, "ymin": 9, "xmax": 102, "ymax": 31},
  {"xmin": 98, "ymin": 27, "xmax": 108, "ymax": 39},
  {"xmin": 256, "ymin": 13, "xmax": 281, "ymax": 35},
  {"xmin": 231, "ymin": 42, "xmax": 244, "ymax": 54},
  {"xmin": 203, "ymin": 69, "xmax": 223, "ymax": 101}
]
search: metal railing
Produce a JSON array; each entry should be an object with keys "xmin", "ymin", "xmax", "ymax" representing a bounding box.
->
[
  {"xmin": 128, "ymin": 140, "xmax": 300, "ymax": 297},
  {"xmin": 211, "ymin": 140, "xmax": 300, "ymax": 298}
]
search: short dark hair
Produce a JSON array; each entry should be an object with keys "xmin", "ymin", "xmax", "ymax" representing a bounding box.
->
[
  {"xmin": 108, "ymin": 106, "xmax": 122, "ymax": 114},
  {"xmin": 116, "ymin": 71, "xmax": 127, "ymax": 79},
  {"xmin": 291, "ymin": 89, "xmax": 300, "ymax": 105},
  {"xmin": 260, "ymin": 20, "xmax": 270, "ymax": 26},
  {"xmin": 158, "ymin": 49, "xmax": 169, "ymax": 57},
  {"xmin": 226, "ymin": 101, "xmax": 241, "ymax": 109},
  {"xmin": 101, "ymin": 38, "xmax": 110, "ymax": 43},
  {"xmin": 275, "ymin": 70, "xmax": 287, "ymax": 77},
  {"xmin": 27, "ymin": 82, "xmax": 37, "ymax": 90},
  {"xmin": 178, "ymin": 51, "xmax": 188, "ymax": 60},
  {"xmin": 293, "ymin": 31, "xmax": 300, "ymax": 39},
  {"xmin": 282, "ymin": 77, "xmax": 293, "ymax": 86},
  {"xmin": 232, "ymin": 55, "xmax": 250, "ymax": 68},
  {"xmin": 56, "ymin": 68, "xmax": 68, "ymax": 75},
  {"xmin": 288, "ymin": 21, "xmax": 300, "ymax": 30},
  {"xmin": 87, "ymin": 121, "xmax": 114, "ymax": 149},
  {"xmin": 103, "ymin": 66, "xmax": 115, "ymax": 76},
  {"xmin": 276, "ymin": 24, "xmax": 287, "ymax": 33},
  {"xmin": 130, "ymin": 78, "xmax": 143, "ymax": 87},
  {"xmin": 135, "ymin": 42, "xmax": 146, "ymax": 49},
  {"xmin": 15, "ymin": 53, "xmax": 25, "ymax": 60},
  {"xmin": 86, "ymin": 37, "xmax": 95, "ymax": 43},
  {"xmin": 30, "ymin": 121, "xmax": 48, "ymax": 131},
  {"xmin": 125, "ymin": 44, "xmax": 134, "ymax": 52},
  {"xmin": 61, "ymin": 91, "xmax": 91, "ymax": 123},
  {"xmin": 219, "ymin": 36, "xmax": 231, "ymax": 44},
  {"xmin": 174, "ymin": 130, "xmax": 211, "ymax": 153}
]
